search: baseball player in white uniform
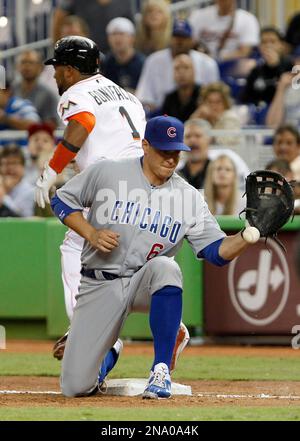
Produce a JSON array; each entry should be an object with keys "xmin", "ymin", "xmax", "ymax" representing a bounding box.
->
[
  {"xmin": 51, "ymin": 115, "xmax": 258, "ymax": 398},
  {"xmin": 35, "ymin": 36, "xmax": 189, "ymax": 364}
]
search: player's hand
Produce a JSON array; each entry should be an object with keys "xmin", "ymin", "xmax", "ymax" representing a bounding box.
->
[
  {"xmin": 35, "ymin": 163, "xmax": 57, "ymax": 209},
  {"xmin": 89, "ymin": 229, "xmax": 120, "ymax": 253}
]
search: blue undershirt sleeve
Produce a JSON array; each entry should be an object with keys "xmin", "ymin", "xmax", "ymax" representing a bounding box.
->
[
  {"xmin": 197, "ymin": 238, "xmax": 231, "ymax": 267},
  {"xmin": 51, "ymin": 194, "xmax": 82, "ymax": 224}
]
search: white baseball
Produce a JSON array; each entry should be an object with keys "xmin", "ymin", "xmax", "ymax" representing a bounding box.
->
[{"xmin": 242, "ymin": 226, "xmax": 260, "ymax": 244}]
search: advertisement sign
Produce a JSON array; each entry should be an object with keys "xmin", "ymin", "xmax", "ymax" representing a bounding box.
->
[{"xmin": 204, "ymin": 234, "xmax": 300, "ymax": 334}]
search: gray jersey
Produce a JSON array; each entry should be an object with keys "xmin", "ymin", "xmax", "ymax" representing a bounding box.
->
[{"xmin": 57, "ymin": 157, "xmax": 226, "ymax": 276}]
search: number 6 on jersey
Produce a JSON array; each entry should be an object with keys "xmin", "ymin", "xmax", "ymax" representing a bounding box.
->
[{"xmin": 147, "ymin": 243, "xmax": 164, "ymax": 260}]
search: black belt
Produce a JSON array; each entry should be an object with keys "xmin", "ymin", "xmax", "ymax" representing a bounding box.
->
[{"xmin": 80, "ymin": 268, "xmax": 119, "ymax": 280}]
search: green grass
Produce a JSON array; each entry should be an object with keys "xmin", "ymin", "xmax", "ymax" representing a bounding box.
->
[
  {"xmin": 1, "ymin": 351, "xmax": 300, "ymax": 422},
  {"xmin": 0, "ymin": 352, "xmax": 300, "ymax": 381},
  {"xmin": 0, "ymin": 353, "xmax": 61, "ymax": 377},
  {"xmin": 0, "ymin": 407, "xmax": 300, "ymax": 421}
]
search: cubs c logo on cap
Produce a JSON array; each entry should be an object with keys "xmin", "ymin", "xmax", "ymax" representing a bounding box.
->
[
  {"xmin": 144, "ymin": 116, "xmax": 191, "ymax": 152},
  {"xmin": 167, "ymin": 127, "xmax": 177, "ymax": 138}
]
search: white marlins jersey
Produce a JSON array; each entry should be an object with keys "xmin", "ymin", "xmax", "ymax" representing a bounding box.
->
[{"xmin": 58, "ymin": 74, "xmax": 146, "ymax": 171}]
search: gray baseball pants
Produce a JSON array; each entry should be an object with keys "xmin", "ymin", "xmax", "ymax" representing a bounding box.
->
[{"xmin": 61, "ymin": 256, "xmax": 183, "ymax": 397}]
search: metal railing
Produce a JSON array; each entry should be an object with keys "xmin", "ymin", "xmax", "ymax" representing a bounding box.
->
[
  {"xmin": 0, "ymin": 127, "xmax": 275, "ymax": 139},
  {"xmin": 0, "ymin": 127, "xmax": 275, "ymax": 172},
  {"xmin": 0, "ymin": 38, "xmax": 52, "ymax": 61}
]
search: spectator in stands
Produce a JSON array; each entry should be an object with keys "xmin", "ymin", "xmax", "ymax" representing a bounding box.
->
[
  {"xmin": 0, "ymin": 145, "xmax": 34, "ymax": 217},
  {"xmin": 0, "ymin": 176, "xmax": 19, "ymax": 217},
  {"xmin": 0, "ymin": 80, "xmax": 40, "ymax": 139},
  {"xmin": 190, "ymin": 82, "xmax": 241, "ymax": 145},
  {"xmin": 24, "ymin": 123, "xmax": 67, "ymax": 217},
  {"xmin": 241, "ymin": 27, "xmax": 293, "ymax": 106},
  {"xmin": 178, "ymin": 119, "xmax": 211, "ymax": 189},
  {"xmin": 266, "ymin": 65, "xmax": 300, "ymax": 130},
  {"xmin": 25, "ymin": 123, "xmax": 56, "ymax": 186},
  {"xmin": 188, "ymin": 0, "xmax": 260, "ymax": 61},
  {"xmin": 136, "ymin": 19, "xmax": 220, "ymax": 113},
  {"xmin": 265, "ymin": 158, "xmax": 294, "ymax": 181},
  {"xmin": 41, "ymin": 15, "xmax": 90, "ymax": 97},
  {"xmin": 25, "ymin": 123, "xmax": 77, "ymax": 203},
  {"xmin": 272, "ymin": 124, "xmax": 300, "ymax": 181},
  {"xmin": 178, "ymin": 118, "xmax": 249, "ymax": 190},
  {"xmin": 58, "ymin": 15, "xmax": 90, "ymax": 39},
  {"xmin": 13, "ymin": 50, "xmax": 59, "ymax": 128},
  {"xmin": 52, "ymin": 0, "xmax": 135, "ymax": 54},
  {"xmin": 102, "ymin": 17, "xmax": 145, "ymax": 94},
  {"xmin": 135, "ymin": 0, "xmax": 172, "ymax": 56},
  {"xmin": 161, "ymin": 54, "xmax": 200, "ymax": 122},
  {"xmin": 193, "ymin": 40, "xmax": 211, "ymax": 56},
  {"xmin": 265, "ymin": 158, "xmax": 300, "ymax": 213},
  {"xmin": 204, "ymin": 154, "xmax": 244, "ymax": 216},
  {"xmin": 285, "ymin": 12, "xmax": 300, "ymax": 54}
]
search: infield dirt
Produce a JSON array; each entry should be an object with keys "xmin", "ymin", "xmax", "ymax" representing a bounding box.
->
[{"xmin": 1, "ymin": 341, "xmax": 300, "ymax": 409}]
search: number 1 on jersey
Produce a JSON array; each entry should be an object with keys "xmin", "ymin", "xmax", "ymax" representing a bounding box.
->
[{"xmin": 119, "ymin": 106, "xmax": 141, "ymax": 140}]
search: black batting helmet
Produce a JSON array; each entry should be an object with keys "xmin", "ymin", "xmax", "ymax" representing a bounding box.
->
[{"xmin": 44, "ymin": 36, "xmax": 100, "ymax": 75}]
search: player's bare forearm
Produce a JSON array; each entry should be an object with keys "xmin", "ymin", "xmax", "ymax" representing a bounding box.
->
[
  {"xmin": 64, "ymin": 212, "xmax": 120, "ymax": 253},
  {"xmin": 64, "ymin": 119, "xmax": 89, "ymax": 147},
  {"xmin": 218, "ymin": 231, "xmax": 250, "ymax": 261},
  {"xmin": 64, "ymin": 211, "xmax": 96, "ymax": 242}
]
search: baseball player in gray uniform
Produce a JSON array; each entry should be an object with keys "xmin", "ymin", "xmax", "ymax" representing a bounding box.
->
[{"xmin": 51, "ymin": 116, "xmax": 256, "ymax": 399}]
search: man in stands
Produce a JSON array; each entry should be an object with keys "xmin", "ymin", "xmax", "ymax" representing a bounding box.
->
[
  {"xmin": 136, "ymin": 19, "xmax": 219, "ymax": 113},
  {"xmin": 189, "ymin": 0, "xmax": 260, "ymax": 61}
]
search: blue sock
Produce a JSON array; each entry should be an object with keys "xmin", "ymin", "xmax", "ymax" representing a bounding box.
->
[
  {"xmin": 98, "ymin": 347, "xmax": 118, "ymax": 382},
  {"xmin": 149, "ymin": 285, "xmax": 182, "ymax": 371}
]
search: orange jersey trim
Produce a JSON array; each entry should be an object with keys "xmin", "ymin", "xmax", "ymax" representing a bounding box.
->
[{"xmin": 68, "ymin": 111, "xmax": 96, "ymax": 134}]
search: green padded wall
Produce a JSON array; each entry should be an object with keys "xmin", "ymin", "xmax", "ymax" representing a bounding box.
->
[
  {"xmin": 0, "ymin": 217, "xmax": 298, "ymax": 339},
  {"xmin": 0, "ymin": 219, "xmax": 47, "ymax": 318}
]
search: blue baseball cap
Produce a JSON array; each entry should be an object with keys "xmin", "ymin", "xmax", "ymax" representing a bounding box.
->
[
  {"xmin": 144, "ymin": 116, "xmax": 191, "ymax": 152},
  {"xmin": 172, "ymin": 19, "xmax": 192, "ymax": 38}
]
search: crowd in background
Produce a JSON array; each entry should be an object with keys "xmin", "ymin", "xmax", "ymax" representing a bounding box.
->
[{"xmin": 1, "ymin": 0, "xmax": 300, "ymax": 218}]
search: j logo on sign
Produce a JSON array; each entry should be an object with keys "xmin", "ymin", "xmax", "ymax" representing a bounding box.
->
[{"xmin": 228, "ymin": 239, "xmax": 289, "ymax": 326}]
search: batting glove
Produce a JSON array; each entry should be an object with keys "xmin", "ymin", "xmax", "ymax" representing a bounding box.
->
[{"xmin": 35, "ymin": 163, "xmax": 57, "ymax": 209}]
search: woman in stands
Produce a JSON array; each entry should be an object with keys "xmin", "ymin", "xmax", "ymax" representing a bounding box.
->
[
  {"xmin": 191, "ymin": 82, "xmax": 241, "ymax": 130},
  {"xmin": 190, "ymin": 82, "xmax": 241, "ymax": 145},
  {"xmin": 135, "ymin": 0, "xmax": 172, "ymax": 56},
  {"xmin": 204, "ymin": 154, "xmax": 244, "ymax": 216}
]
